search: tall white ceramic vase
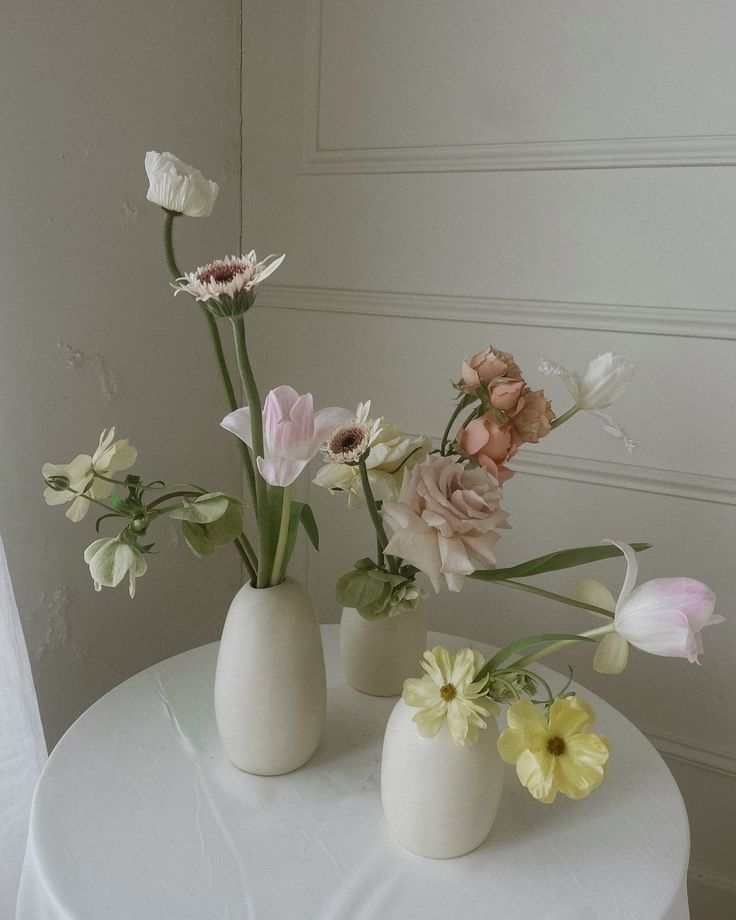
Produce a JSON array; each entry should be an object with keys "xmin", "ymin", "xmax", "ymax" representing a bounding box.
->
[
  {"xmin": 340, "ymin": 605, "xmax": 427, "ymax": 696},
  {"xmin": 214, "ymin": 578, "xmax": 326, "ymax": 775},
  {"xmin": 381, "ymin": 699, "xmax": 503, "ymax": 858}
]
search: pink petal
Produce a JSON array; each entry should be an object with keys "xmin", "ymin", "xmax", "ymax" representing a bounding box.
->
[
  {"xmin": 624, "ymin": 578, "xmax": 716, "ymax": 631},
  {"xmin": 616, "ymin": 604, "xmax": 693, "ymax": 658},
  {"xmin": 311, "ymin": 406, "xmax": 355, "ymax": 447},
  {"xmin": 256, "ymin": 456, "xmax": 307, "ymax": 487},
  {"xmin": 463, "ymin": 417, "xmax": 490, "ymax": 455},
  {"xmin": 284, "ymin": 393, "xmax": 315, "ymax": 456},
  {"xmin": 220, "ymin": 408, "xmax": 253, "ymax": 448}
]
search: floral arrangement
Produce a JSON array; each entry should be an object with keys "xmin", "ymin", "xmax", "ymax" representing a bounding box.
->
[
  {"xmin": 315, "ymin": 345, "xmax": 722, "ymax": 803},
  {"xmin": 42, "ymin": 151, "xmax": 351, "ymax": 594}
]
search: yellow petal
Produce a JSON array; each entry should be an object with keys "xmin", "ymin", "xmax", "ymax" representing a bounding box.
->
[
  {"xmin": 412, "ymin": 700, "xmax": 447, "ymax": 737},
  {"xmin": 402, "ymin": 676, "xmax": 439, "ymax": 708},
  {"xmin": 573, "ymin": 577, "xmax": 616, "ymax": 613},
  {"xmin": 421, "ymin": 646, "xmax": 454, "ymax": 686},
  {"xmin": 506, "ymin": 699, "xmax": 546, "ymax": 731},
  {"xmin": 548, "ymin": 696, "xmax": 596, "ymax": 739},
  {"xmin": 593, "ymin": 632, "xmax": 629, "ymax": 674},
  {"xmin": 555, "ymin": 734, "xmax": 611, "ymax": 800},
  {"xmin": 516, "ymin": 749, "xmax": 558, "ymax": 803}
]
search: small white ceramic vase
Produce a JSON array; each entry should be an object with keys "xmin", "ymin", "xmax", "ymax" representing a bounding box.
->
[
  {"xmin": 214, "ymin": 578, "xmax": 326, "ymax": 776},
  {"xmin": 381, "ymin": 699, "xmax": 503, "ymax": 858},
  {"xmin": 340, "ymin": 604, "xmax": 427, "ymax": 696}
]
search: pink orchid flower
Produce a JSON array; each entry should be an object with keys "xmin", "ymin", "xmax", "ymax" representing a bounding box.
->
[
  {"xmin": 221, "ymin": 386, "xmax": 352, "ymax": 487},
  {"xmin": 576, "ymin": 539, "xmax": 722, "ymax": 674}
]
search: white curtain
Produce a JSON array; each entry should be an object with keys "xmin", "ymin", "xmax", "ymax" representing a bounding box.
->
[{"xmin": 0, "ymin": 533, "xmax": 46, "ymax": 917}]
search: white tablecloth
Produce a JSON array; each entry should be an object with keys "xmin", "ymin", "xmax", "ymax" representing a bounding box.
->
[{"xmin": 16, "ymin": 626, "xmax": 690, "ymax": 920}]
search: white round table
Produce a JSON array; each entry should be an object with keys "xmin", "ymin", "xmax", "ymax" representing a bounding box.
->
[{"xmin": 16, "ymin": 626, "xmax": 690, "ymax": 920}]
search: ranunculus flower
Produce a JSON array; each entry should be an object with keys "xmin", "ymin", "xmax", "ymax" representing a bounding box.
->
[
  {"xmin": 539, "ymin": 353, "xmax": 635, "ymax": 451},
  {"xmin": 455, "ymin": 415, "xmax": 517, "ymax": 484},
  {"xmin": 497, "ymin": 696, "xmax": 611, "ymax": 804},
  {"xmin": 314, "ymin": 402, "xmax": 430, "ymax": 506},
  {"xmin": 84, "ymin": 536, "xmax": 147, "ymax": 598},
  {"xmin": 221, "ymin": 386, "xmax": 352, "ymax": 487},
  {"xmin": 144, "ymin": 151, "xmax": 219, "ymax": 217},
  {"xmin": 510, "ymin": 388, "xmax": 555, "ymax": 445},
  {"xmin": 402, "ymin": 646, "xmax": 499, "ymax": 746},
  {"xmin": 459, "ymin": 346, "xmax": 523, "ymax": 395},
  {"xmin": 42, "ymin": 428, "xmax": 137, "ymax": 522},
  {"xmin": 574, "ymin": 539, "xmax": 722, "ymax": 673},
  {"xmin": 174, "ymin": 251, "xmax": 285, "ymax": 317},
  {"xmin": 381, "ymin": 455, "xmax": 510, "ymax": 592}
]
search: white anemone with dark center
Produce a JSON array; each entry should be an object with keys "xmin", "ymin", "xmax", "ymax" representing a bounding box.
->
[
  {"xmin": 173, "ymin": 251, "xmax": 284, "ymax": 308},
  {"xmin": 325, "ymin": 422, "xmax": 371, "ymax": 463}
]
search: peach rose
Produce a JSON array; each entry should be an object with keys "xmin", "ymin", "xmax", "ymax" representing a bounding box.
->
[
  {"xmin": 456, "ymin": 415, "xmax": 517, "ymax": 484},
  {"xmin": 459, "ymin": 346, "xmax": 523, "ymax": 395},
  {"xmin": 490, "ymin": 379, "xmax": 526, "ymax": 415},
  {"xmin": 382, "ymin": 455, "xmax": 510, "ymax": 592},
  {"xmin": 511, "ymin": 389, "xmax": 554, "ymax": 445}
]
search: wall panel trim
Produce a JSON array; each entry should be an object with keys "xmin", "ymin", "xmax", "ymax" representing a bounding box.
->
[
  {"xmin": 302, "ymin": 0, "xmax": 736, "ymax": 175},
  {"xmin": 256, "ymin": 284, "xmax": 736, "ymax": 341}
]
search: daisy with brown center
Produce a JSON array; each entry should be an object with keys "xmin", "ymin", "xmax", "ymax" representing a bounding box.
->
[
  {"xmin": 497, "ymin": 696, "xmax": 611, "ymax": 803},
  {"xmin": 402, "ymin": 646, "xmax": 499, "ymax": 746},
  {"xmin": 173, "ymin": 251, "xmax": 284, "ymax": 317}
]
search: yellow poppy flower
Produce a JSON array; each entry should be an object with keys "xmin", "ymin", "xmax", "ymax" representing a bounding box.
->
[{"xmin": 497, "ymin": 696, "xmax": 611, "ymax": 804}]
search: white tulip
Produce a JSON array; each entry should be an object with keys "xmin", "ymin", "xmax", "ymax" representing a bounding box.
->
[
  {"xmin": 539, "ymin": 353, "xmax": 635, "ymax": 451},
  {"xmin": 144, "ymin": 151, "xmax": 219, "ymax": 218}
]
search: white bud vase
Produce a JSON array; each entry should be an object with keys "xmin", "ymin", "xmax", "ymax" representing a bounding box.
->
[
  {"xmin": 340, "ymin": 604, "xmax": 427, "ymax": 696},
  {"xmin": 381, "ymin": 699, "xmax": 503, "ymax": 858},
  {"xmin": 214, "ymin": 578, "xmax": 326, "ymax": 775}
]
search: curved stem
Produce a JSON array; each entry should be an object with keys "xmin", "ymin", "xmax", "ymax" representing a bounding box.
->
[
  {"xmin": 270, "ymin": 485, "xmax": 292, "ymax": 585},
  {"xmin": 200, "ymin": 308, "xmax": 259, "ymax": 517},
  {"xmin": 146, "ymin": 490, "xmax": 202, "ymax": 511},
  {"xmin": 230, "ymin": 316, "xmax": 270, "ymax": 587},
  {"xmin": 440, "ymin": 399, "xmax": 469, "ymax": 455},
  {"xmin": 163, "ymin": 210, "xmax": 182, "ymax": 279},
  {"xmin": 358, "ymin": 457, "xmax": 399, "ymax": 574},
  {"xmin": 469, "ymin": 575, "xmax": 614, "ymax": 620},
  {"xmin": 512, "ymin": 624, "xmax": 614, "ymax": 670},
  {"xmin": 550, "ymin": 405, "xmax": 580, "ymax": 430}
]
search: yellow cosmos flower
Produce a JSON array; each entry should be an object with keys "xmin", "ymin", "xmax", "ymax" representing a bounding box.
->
[
  {"xmin": 497, "ymin": 696, "xmax": 611, "ymax": 804},
  {"xmin": 402, "ymin": 646, "xmax": 499, "ymax": 747}
]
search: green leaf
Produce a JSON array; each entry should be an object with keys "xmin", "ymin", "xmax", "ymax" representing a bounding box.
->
[
  {"xmin": 478, "ymin": 633, "xmax": 596, "ymax": 678},
  {"xmin": 336, "ymin": 569, "xmax": 389, "ymax": 610},
  {"xmin": 299, "ymin": 503, "xmax": 319, "ymax": 551},
  {"xmin": 470, "ymin": 542, "xmax": 651, "ymax": 582},
  {"xmin": 181, "ymin": 520, "xmax": 216, "ymax": 557},
  {"xmin": 169, "ymin": 492, "xmax": 231, "ymax": 524},
  {"xmin": 180, "ymin": 500, "xmax": 243, "ymax": 558}
]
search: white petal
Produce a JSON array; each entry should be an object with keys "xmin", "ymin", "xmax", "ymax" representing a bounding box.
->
[{"xmin": 593, "ymin": 632, "xmax": 629, "ymax": 674}]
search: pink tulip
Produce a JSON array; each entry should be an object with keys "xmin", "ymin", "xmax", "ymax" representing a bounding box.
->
[
  {"xmin": 221, "ymin": 386, "xmax": 352, "ymax": 487},
  {"xmin": 605, "ymin": 540, "xmax": 722, "ymax": 664}
]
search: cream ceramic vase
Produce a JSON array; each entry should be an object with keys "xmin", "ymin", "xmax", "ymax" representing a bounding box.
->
[
  {"xmin": 340, "ymin": 604, "xmax": 427, "ymax": 696},
  {"xmin": 214, "ymin": 578, "xmax": 326, "ymax": 775},
  {"xmin": 381, "ymin": 699, "xmax": 503, "ymax": 858}
]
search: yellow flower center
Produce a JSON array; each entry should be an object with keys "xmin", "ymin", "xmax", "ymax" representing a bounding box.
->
[
  {"xmin": 440, "ymin": 683, "xmax": 456, "ymax": 702},
  {"xmin": 547, "ymin": 736, "xmax": 566, "ymax": 756}
]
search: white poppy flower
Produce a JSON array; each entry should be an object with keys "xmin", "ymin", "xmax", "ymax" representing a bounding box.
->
[
  {"xmin": 42, "ymin": 428, "xmax": 137, "ymax": 522},
  {"xmin": 402, "ymin": 646, "xmax": 499, "ymax": 746},
  {"xmin": 144, "ymin": 151, "xmax": 219, "ymax": 217}
]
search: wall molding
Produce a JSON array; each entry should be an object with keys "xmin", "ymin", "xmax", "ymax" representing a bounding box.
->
[
  {"xmin": 256, "ymin": 284, "xmax": 736, "ymax": 341},
  {"xmin": 302, "ymin": 0, "xmax": 736, "ymax": 175},
  {"xmin": 511, "ymin": 450, "xmax": 736, "ymax": 507},
  {"xmin": 641, "ymin": 726, "xmax": 736, "ymax": 778}
]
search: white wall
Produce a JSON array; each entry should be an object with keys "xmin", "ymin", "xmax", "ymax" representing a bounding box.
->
[
  {"xmin": 243, "ymin": 2, "xmax": 736, "ymax": 916},
  {"xmin": 0, "ymin": 0, "xmax": 244, "ymax": 747}
]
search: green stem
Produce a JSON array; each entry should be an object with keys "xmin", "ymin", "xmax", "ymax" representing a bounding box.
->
[
  {"xmin": 201, "ymin": 308, "xmax": 259, "ymax": 517},
  {"xmin": 230, "ymin": 316, "xmax": 270, "ymax": 587},
  {"xmin": 235, "ymin": 534, "xmax": 257, "ymax": 584},
  {"xmin": 440, "ymin": 398, "xmax": 469, "ymax": 455},
  {"xmin": 512, "ymin": 624, "xmax": 614, "ymax": 670},
  {"xmin": 358, "ymin": 457, "xmax": 399, "ymax": 574},
  {"xmin": 147, "ymin": 490, "xmax": 202, "ymax": 511},
  {"xmin": 270, "ymin": 485, "xmax": 292, "ymax": 585},
  {"xmin": 161, "ymin": 209, "xmax": 259, "ymax": 526},
  {"xmin": 550, "ymin": 405, "xmax": 580, "ymax": 430},
  {"xmin": 469, "ymin": 575, "xmax": 614, "ymax": 620},
  {"xmin": 163, "ymin": 209, "xmax": 182, "ymax": 279}
]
